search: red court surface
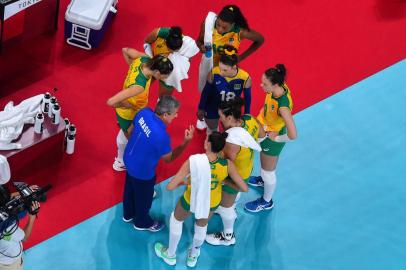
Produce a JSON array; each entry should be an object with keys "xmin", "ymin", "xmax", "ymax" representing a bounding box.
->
[{"xmin": 0, "ymin": 0, "xmax": 405, "ymax": 247}]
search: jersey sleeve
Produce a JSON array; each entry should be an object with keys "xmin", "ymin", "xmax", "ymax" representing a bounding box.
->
[
  {"xmin": 158, "ymin": 132, "xmax": 172, "ymax": 157},
  {"xmin": 157, "ymin": 27, "xmax": 170, "ymax": 39}
]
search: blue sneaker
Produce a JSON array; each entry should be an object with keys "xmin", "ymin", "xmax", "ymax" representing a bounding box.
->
[
  {"xmin": 248, "ymin": 176, "xmax": 264, "ymax": 187},
  {"xmin": 244, "ymin": 198, "xmax": 274, "ymax": 213},
  {"xmin": 134, "ymin": 220, "xmax": 165, "ymax": 232}
]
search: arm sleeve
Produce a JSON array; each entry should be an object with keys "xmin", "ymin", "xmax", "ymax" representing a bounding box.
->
[
  {"xmin": 243, "ymin": 86, "xmax": 252, "ymax": 114},
  {"xmin": 198, "ymin": 81, "xmax": 214, "ymax": 110}
]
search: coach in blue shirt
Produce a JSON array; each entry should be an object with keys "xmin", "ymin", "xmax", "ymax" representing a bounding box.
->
[{"xmin": 123, "ymin": 95, "xmax": 194, "ymax": 232}]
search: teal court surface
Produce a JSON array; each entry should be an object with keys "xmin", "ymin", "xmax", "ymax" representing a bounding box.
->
[{"xmin": 25, "ymin": 60, "xmax": 406, "ymax": 270}]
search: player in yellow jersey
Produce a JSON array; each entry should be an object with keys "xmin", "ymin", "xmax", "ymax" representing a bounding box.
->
[
  {"xmin": 145, "ymin": 27, "xmax": 183, "ymax": 57},
  {"xmin": 196, "ymin": 5, "xmax": 264, "ymax": 66},
  {"xmin": 107, "ymin": 48, "xmax": 173, "ymax": 171},
  {"xmin": 245, "ymin": 64, "xmax": 298, "ymax": 213},
  {"xmin": 144, "ymin": 26, "xmax": 183, "ymax": 96},
  {"xmin": 197, "ymin": 46, "xmax": 252, "ymax": 133},
  {"xmin": 206, "ymin": 97, "xmax": 266, "ymax": 246},
  {"xmin": 154, "ymin": 132, "xmax": 247, "ymax": 267}
]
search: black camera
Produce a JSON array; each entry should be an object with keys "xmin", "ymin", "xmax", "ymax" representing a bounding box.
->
[{"xmin": 0, "ymin": 182, "xmax": 51, "ymax": 236}]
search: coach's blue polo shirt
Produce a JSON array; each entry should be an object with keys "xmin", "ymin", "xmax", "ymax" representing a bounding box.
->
[{"xmin": 123, "ymin": 108, "xmax": 171, "ymax": 180}]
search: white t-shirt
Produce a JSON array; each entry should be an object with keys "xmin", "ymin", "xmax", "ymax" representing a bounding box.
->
[{"xmin": 0, "ymin": 227, "xmax": 24, "ymax": 265}]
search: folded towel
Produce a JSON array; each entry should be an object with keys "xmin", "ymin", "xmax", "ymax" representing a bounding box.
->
[
  {"xmin": 189, "ymin": 154, "xmax": 211, "ymax": 219},
  {"xmin": 226, "ymin": 127, "xmax": 262, "ymax": 151}
]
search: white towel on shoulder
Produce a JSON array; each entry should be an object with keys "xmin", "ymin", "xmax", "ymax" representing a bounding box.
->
[
  {"xmin": 189, "ymin": 154, "xmax": 211, "ymax": 219},
  {"xmin": 164, "ymin": 36, "xmax": 199, "ymax": 92},
  {"xmin": 198, "ymin": 11, "xmax": 216, "ymax": 92},
  {"xmin": 144, "ymin": 36, "xmax": 199, "ymax": 92},
  {"xmin": 226, "ymin": 127, "xmax": 262, "ymax": 152}
]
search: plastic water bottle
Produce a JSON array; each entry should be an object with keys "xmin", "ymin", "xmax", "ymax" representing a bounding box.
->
[
  {"xmin": 51, "ymin": 104, "xmax": 61, "ymax": 125},
  {"xmin": 204, "ymin": 43, "xmax": 212, "ymax": 58},
  {"xmin": 42, "ymin": 93, "xmax": 51, "ymax": 113},
  {"xmin": 34, "ymin": 113, "xmax": 44, "ymax": 134},
  {"xmin": 66, "ymin": 124, "xmax": 76, "ymax": 154},
  {"xmin": 49, "ymin": 97, "xmax": 57, "ymax": 117},
  {"xmin": 66, "ymin": 134, "xmax": 75, "ymax": 155}
]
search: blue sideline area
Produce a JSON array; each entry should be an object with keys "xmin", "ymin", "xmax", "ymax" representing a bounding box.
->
[{"xmin": 25, "ymin": 59, "xmax": 406, "ymax": 270}]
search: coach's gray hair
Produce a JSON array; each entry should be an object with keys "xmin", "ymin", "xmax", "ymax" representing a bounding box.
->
[{"xmin": 155, "ymin": 95, "xmax": 180, "ymax": 115}]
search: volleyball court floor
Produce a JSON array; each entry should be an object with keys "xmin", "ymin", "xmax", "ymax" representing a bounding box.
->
[{"xmin": 24, "ymin": 60, "xmax": 406, "ymax": 270}]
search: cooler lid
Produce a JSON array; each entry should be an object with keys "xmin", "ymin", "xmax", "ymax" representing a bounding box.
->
[{"xmin": 65, "ymin": 0, "xmax": 115, "ymax": 30}]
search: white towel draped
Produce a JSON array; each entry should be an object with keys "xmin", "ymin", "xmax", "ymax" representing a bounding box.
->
[
  {"xmin": 198, "ymin": 11, "xmax": 216, "ymax": 92},
  {"xmin": 189, "ymin": 154, "xmax": 211, "ymax": 219},
  {"xmin": 226, "ymin": 127, "xmax": 262, "ymax": 152},
  {"xmin": 144, "ymin": 36, "xmax": 199, "ymax": 92}
]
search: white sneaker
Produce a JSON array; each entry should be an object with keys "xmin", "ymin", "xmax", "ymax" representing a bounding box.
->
[
  {"xmin": 205, "ymin": 232, "xmax": 236, "ymax": 246},
  {"xmin": 187, "ymin": 247, "xmax": 200, "ymax": 267},
  {"xmin": 154, "ymin": 242, "xmax": 176, "ymax": 266},
  {"xmin": 113, "ymin": 158, "xmax": 126, "ymax": 172}
]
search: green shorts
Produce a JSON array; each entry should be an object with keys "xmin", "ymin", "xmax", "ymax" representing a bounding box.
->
[
  {"xmin": 222, "ymin": 177, "xmax": 249, "ymax": 195},
  {"xmin": 261, "ymin": 127, "xmax": 287, "ymax": 156},
  {"xmin": 180, "ymin": 196, "xmax": 219, "ymax": 212},
  {"xmin": 116, "ymin": 113, "xmax": 133, "ymax": 133}
]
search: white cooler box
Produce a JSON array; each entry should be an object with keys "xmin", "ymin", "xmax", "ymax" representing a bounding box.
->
[{"xmin": 64, "ymin": 0, "xmax": 118, "ymax": 50}]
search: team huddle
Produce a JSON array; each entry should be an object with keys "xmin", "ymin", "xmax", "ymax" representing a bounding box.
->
[{"xmin": 107, "ymin": 4, "xmax": 297, "ymax": 268}]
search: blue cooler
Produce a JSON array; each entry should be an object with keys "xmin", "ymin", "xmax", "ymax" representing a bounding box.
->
[{"xmin": 64, "ymin": 0, "xmax": 117, "ymax": 50}]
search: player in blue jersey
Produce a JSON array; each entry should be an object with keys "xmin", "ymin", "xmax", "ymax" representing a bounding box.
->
[{"xmin": 197, "ymin": 45, "xmax": 252, "ymax": 133}]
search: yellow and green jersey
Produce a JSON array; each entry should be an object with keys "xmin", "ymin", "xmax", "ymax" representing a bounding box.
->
[
  {"xmin": 183, "ymin": 157, "xmax": 228, "ymax": 208},
  {"xmin": 152, "ymin": 27, "xmax": 172, "ymax": 56},
  {"xmin": 212, "ymin": 24, "xmax": 241, "ymax": 66},
  {"xmin": 116, "ymin": 56, "xmax": 151, "ymax": 120},
  {"xmin": 233, "ymin": 114, "xmax": 260, "ymax": 179},
  {"xmin": 257, "ymin": 84, "xmax": 293, "ymax": 133}
]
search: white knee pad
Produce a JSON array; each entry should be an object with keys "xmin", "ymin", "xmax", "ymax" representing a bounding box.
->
[
  {"xmin": 170, "ymin": 212, "xmax": 183, "ymax": 235},
  {"xmin": 217, "ymin": 206, "xmax": 237, "ymax": 220}
]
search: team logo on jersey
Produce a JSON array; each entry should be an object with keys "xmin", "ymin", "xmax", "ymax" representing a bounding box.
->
[
  {"xmin": 216, "ymin": 80, "xmax": 221, "ymax": 85},
  {"xmin": 271, "ymin": 105, "xmax": 275, "ymax": 110},
  {"xmin": 234, "ymin": 84, "xmax": 241, "ymax": 90},
  {"xmin": 229, "ymin": 38, "xmax": 234, "ymax": 43}
]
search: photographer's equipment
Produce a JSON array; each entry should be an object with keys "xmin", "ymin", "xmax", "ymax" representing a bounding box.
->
[
  {"xmin": 34, "ymin": 113, "xmax": 44, "ymax": 134},
  {"xmin": 0, "ymin": 182, "xmax": 52, "ymax": 238},
  {"xmin": 41, "ymin": 93, "xmax": 51, "ymax": 113}
]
